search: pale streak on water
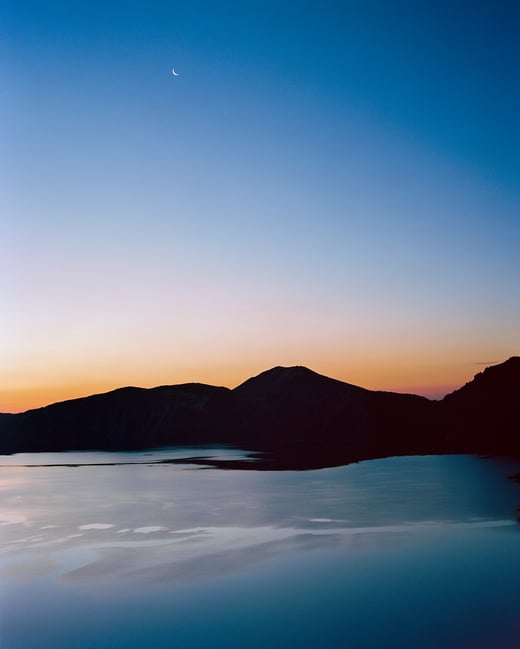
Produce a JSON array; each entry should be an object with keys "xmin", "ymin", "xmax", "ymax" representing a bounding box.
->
[{"xmin": 0, "ymin": 450, "xmax": 519, "ymax": 649}]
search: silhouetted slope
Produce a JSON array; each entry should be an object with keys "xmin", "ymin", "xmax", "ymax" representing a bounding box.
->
[
  {"xmin": 232, "ymin": 366, "xmax": 366, "ymax": 448},
  {"xmin": 233, "ymin": 366, "xmax": 435, "ymax": 461},
  {"xmin": 0, "ymin": 414, "xmax": 16, "ymax": 451},
  {"xmin": 235, "ymin": 365, "xmax": 365, "ymax": 398},
  {"xmin": 440, "ymin": 356, "xmax": 520, "ymax": 455},
  {"xmin": 0, "ymin": 359, "xmax": 518, "ymax": 464},
  {"xmin": 0, "ymin": 384, "xmax": 237, "ymax": 453}
]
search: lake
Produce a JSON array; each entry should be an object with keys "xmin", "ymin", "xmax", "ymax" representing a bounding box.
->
[{"xmin": 1, "ymin": 450, "xmax": 519, "ymax": 649}]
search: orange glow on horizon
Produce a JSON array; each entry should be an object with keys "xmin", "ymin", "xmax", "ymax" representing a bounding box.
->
[{"xmin": 0, "ymin": 358, "xmax": 488, "ymax": 414}]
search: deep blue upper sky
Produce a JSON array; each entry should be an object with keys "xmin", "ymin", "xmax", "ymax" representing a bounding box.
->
[
  {"xmin": 5, "ymin": 1, "xmax": 518, "ymax": 179},
  {"xmin": 2, "ymin": 0, "xmax": 519, "ymax": 409}
]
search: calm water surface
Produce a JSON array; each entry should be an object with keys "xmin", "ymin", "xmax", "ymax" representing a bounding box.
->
[{"xmin": 1, "ymin": 450, "xmax": 519, "ymax": 649}]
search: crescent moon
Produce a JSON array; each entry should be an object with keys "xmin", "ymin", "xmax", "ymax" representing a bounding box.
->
[{"xmin": 171, "ymin": 68, "xmax": 179, "ymax": 76}]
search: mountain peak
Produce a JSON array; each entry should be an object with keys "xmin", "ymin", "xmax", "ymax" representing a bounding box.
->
[{"xmin": 234, "ymin": 365, "xmax": 363, "ymax": 397}]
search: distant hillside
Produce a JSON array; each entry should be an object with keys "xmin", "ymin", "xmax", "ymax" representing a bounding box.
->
[
  {"xmin": 0, "ymin": 358, "xmax": 518, "ymax": 466},
  {"xmin": 0, "ymin": 384, "xmax": 238, "ymax": 453}
]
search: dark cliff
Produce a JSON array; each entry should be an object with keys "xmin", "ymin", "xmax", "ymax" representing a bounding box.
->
[{"xmin": 440, "ymin": 357, "xmax": 520, "ymax": 455}]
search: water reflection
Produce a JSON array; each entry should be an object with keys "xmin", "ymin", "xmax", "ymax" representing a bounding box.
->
[{"xmin": 1, "ymin": 452, "xmax": 520, "ymax": 649}]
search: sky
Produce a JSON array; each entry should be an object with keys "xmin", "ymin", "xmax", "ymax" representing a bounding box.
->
[{"xmin": 1, "ymin": 0, "xmax": 519, "ymax": 412}]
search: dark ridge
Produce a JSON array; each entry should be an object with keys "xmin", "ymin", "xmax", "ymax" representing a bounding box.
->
[
  {"xmin": 0, "ymin": 384, "xmax": 236, "ymax": 453},
  {"xmin": 0, "ymin": 358, "xmax": 518, "ymax": 465},
  {"xmin": 440, "ymin": 356, "xmax": 520, "ymax": 455},
  {"xmin": 234, "ymin": 365, "xmax": 365, "ymax": 397}
]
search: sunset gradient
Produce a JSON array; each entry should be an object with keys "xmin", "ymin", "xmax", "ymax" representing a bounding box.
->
[{"xmin": 2, "ymin": 1, "xmax": 519, "ymax": 412}]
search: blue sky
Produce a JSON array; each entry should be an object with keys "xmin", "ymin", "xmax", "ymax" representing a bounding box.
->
[{"xmin": 2, "ymin": 0, "xmax": 519, "ymax": 410}]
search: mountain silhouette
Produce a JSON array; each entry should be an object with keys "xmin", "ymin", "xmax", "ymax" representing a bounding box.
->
[
  {"xmin": 440, "ymin": 356, "xmax": 520, "ymax": 456},
  {"xmin": 235, "ymin": 365, "xmax": 365, "ymax": 398},
  {"xmin": 231, "ymin": 365, "xmax": 436, "ymax": 466},
  {"xmin": 0, "ymin": 358, "xmax": 518, "ymax": 467}
]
